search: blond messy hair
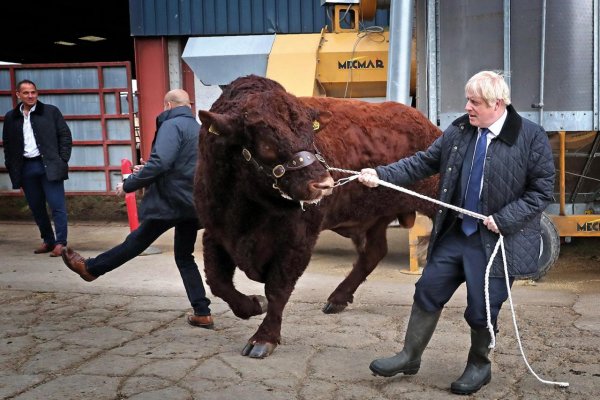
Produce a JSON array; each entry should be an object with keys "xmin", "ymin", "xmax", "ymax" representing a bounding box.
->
[{"xmin": 465, "ymin": 71, "xmax": 511, "ymax": 107}]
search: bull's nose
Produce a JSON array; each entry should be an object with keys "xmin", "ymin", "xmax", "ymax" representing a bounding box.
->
[{"xmin": 311, "ymin": 176, "xmax": 335, "ymax": 196}]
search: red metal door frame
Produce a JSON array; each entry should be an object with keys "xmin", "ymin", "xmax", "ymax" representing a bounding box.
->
[{"xmin": 134, "ymin": 37, "xmax": 170, "ymax": 161}]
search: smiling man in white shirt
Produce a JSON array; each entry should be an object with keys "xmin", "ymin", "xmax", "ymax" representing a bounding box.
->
[{"xmin": 3, "ymin": 80, "xmax": 72, "ymax": 256}]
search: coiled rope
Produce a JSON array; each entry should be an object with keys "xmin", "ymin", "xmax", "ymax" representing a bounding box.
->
[{"xmin": 329, "ymin": 167, "xmax": 569, "ymax": 388}]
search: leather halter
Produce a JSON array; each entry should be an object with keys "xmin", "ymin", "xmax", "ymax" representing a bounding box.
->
[{"xmin": 241, "ymin": 147, "xmax": 323, "ymax": 179}]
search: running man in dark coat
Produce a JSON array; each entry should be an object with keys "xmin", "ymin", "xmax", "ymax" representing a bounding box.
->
[
  {"xmin": 61, "ymin": 89, "xmax": 213, "ymax": 329},
  {"xmin": 359, "ymin": 71, "xmax": 555, "ymax": 394},
  {"xmin": 2, "ymin": 80, "xmax": 72, "ymax": 257}
]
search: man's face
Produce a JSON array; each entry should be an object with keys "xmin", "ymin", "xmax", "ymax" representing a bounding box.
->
[
  {"xmin": 16, "ymin": 83, "xmax": 38, "ymax": 108},
  {"xmin": 465, "ymin": 94, "xmax": 500, "ymax": 128}
]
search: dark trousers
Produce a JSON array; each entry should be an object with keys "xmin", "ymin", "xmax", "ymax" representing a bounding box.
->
[
  {"xmin": 86, "ymin": 218, "xmax": 211, "ymax": 316},
  {"xmin": 20, "ymin": 157, "xmax": 68, "ymax": 246},
  {"xmin": 414, "ymin": 224, "xmax": 513, "ymax": 330}
]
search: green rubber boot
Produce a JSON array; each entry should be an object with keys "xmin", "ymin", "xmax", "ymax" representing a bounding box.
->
[
  {"xmin": 450, "ymin": 328, "xmax": 492, "ymax": 395},
  {"xmin": 369, "ymin": 303, "xmax": 441, "ymax": 377}
]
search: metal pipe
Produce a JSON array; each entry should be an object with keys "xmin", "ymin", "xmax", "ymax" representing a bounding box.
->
[
  {"xmin": 415, "ymin": 0, "xmax": 427, "ymax": 114},
  {"xmin": 594, "ymin": 0, "xmax": 599, "ymax": 130},
  {"xmin": 386, "ymin": 0, "xmax": 414, "ymax": 104},
  {"xmin": 426, "ymin": 0, "xmax": 438, "ymax": 124},
  {"xmin": 538, "ymin": 0, "xmax": 547, "ymax": 127},
  {"xmin": 503, "ymin": 0, "xmax": 511, "ymax": 89},
  {"xmin": 559, "ymin": 131, "xmax": 566, "ymax": 216}
]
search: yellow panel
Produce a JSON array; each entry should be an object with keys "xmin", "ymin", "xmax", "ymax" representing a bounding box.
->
[
  {"xmin": 549, "ymin": 214, "xmax": 600, "ymax": 237},
  {"xmin": 408, "ymin": 214, "xmax": 432, "ymax": 274},
  {"xmin": 266, "ymin": 34, "xmax": 322, "ymax": 97},
  {"xmin": 317, "ymin": 31, "xmax": 389, "ymax": 98}
]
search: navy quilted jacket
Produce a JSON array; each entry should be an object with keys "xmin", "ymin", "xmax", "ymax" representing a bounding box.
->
[
  {"xmin": 376, "ymin": 105, "xmax": 555, "ymax": 278},
  {"xmin": 123, "ymin": 106, "xmax": 200, "ymax": 221}
]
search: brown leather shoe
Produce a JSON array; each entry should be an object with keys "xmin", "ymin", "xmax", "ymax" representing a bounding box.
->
[
  {"xmin": 61, "ymin": 247, "xmax": 97, "ymax": 282},
  {"xmin": 34, "ymin": 243, "xmax": 55, "ymax": 254},
  {"xmin": 186, "ymin": 313, "xmax": 214, "ymax": 329},
  {"xmin": 49, "ymin": 244, "xmax": 64, "ymax": 257}
]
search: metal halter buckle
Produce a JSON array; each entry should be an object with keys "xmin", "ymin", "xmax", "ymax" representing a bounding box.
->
[
  {"xmin": 272, "ymin": 165, "xmax": 285, "ymax": 178},
  {"xmin": 242, "ymin": 148, "xmax": 252, "ymax": 162},
  {"xmin": 242, "ymin": 145, "xmax": 328, "ymax": 181}
]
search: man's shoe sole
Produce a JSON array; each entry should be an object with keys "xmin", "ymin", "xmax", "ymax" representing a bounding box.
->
[
  {"xmin": 369, "ymin": 363, "xmax": 419, "ymax": 377},
  {"xmin": 61, "ymin": 248, "xmax": 96, "ymax": 282}
]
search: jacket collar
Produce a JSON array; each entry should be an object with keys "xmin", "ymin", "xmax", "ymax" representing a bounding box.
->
[
  {"xmin": 452, "ymin": 104, "xmax": 522, "ymax": 146},
  {"xmin": 13, "ymin": 100, "xmax": 45, "ymax": 118},
  {"xmin": 155, "ymin": 105, "xmax": 194, "ymax": 129}
]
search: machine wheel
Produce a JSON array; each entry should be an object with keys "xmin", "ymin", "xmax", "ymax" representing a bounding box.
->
[{"xmin": 531, "ymin": 212, "xmax": 561, "ymax": 281}]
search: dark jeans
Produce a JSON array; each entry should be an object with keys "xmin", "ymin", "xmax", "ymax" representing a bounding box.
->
[
  {"xmin": 86, "ymin": 218, "xmax": 211, "ymax": 316},
  {"xmin": 20, "ymin": 157, "xmax": 68, "ymax": 246},
  {"xmin": 414, "ymin": 224, "xmax": 514, "ymax": 330}
]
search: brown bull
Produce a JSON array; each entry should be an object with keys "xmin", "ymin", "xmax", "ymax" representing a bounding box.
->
[{"xmin": 195, "ymin": 75, "xmax": 440, "ymax": 358}]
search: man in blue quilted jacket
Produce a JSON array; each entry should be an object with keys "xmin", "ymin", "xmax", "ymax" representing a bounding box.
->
[
  {"xmin": 61, "ymin": 89, "xmax": 213, "ymax": 329},
  {"xmin": 359, "ymin": 71, "xmax": 555, "ymax": 394}
]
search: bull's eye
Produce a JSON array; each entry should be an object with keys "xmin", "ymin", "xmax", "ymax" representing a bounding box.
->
[{"xmin": 255, "ymin": 138, "xmax": 278, "ymax": 161}]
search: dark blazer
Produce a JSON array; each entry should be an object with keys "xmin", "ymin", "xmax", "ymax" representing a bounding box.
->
[
  {"xmin": 3, "ymin": 101, "xmax": 72, "ymax": 189},
  {"xmin": 376, "ymin": 105, "xmax": 555, "ymax": 278},
  {"xmin": 123, "ymin": 106, "xmax": 200, "ymax": 221}
]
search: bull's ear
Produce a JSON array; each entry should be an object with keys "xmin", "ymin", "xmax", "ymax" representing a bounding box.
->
[
  {"xmin": 313, "ymin": 110, "xmax": 333, "ymax": 131},
  {"xmin": 198, "ymin": 110, "xmax": 240, "ymax": 137}
]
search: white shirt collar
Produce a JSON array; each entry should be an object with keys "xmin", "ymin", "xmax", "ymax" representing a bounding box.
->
[
  {"xmin": 19, "ymin": 102, "xmax": 37, "ymax": 115},
  {"xmin": 482, "ymin": 108, "xmax": 508, "ymax": 138}
]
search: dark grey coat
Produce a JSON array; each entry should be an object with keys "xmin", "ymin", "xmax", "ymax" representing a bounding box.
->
[
  {"xmin": 3, "ymin": 101, "xmax": 72, "ymax": 189},
  {"xmin": 376, "ymin": 105, "xmax": 555, "ymax": 278},
  {"xmin": 123, "ymin": 106, "xmax": 200, "ymax": 221}
]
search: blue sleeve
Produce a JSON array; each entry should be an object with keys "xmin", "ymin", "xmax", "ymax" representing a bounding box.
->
[
  {"xmin": 375, "ymin": 134, "xmax": 443, "ymax": 186},
  {"xmin": 123, "ymin": 122, "xmax": 181, "ymax": 192}
]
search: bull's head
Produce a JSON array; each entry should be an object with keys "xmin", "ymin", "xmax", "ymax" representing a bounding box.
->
[{"xmin": 198, "ymin": 90, "xmax": 334, "ymax": 208}]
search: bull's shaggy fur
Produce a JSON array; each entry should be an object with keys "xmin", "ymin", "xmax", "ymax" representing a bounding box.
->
[{"xmin": 195, "ymin": 75, "xmax": 440, "ymax": 357}]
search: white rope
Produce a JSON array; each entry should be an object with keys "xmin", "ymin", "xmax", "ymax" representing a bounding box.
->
[{"xmin": 329, "ymin": 167, "xmax": 569, "ymax": 388}]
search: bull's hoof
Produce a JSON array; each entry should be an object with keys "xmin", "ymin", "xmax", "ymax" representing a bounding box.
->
[
  {"xmin": 322, "ymin": 302, "xmax": 347, "ymax": 314},
  {"xmin": 250, "ymin": 295, "xmax": 268, "ymax": 314},
  {"xmin": 241, "ymin": 341, "xmax": 277, "ymax": 358}
]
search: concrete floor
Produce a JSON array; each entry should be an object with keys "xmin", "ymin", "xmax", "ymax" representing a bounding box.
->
[{"xmin": 0, "ymin": 221, "xmax": 598, "ymax": 399}]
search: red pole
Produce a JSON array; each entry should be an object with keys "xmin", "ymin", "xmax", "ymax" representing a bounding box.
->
[{"xmin": 120, "ymin": 159, "xmax": 139, "ymax": 231}]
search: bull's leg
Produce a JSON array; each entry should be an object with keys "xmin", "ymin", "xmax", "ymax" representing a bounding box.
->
[
  {"xmin": 242, "ymin": 254, "xmax": 309, "ymax": 358},
  {"xmin": 323, "ymin": 219, "xmax": 390, "ymax": 314},
  {"xmin": 203, "ymin": 232, "xmax": 267, "ymax": 319}
]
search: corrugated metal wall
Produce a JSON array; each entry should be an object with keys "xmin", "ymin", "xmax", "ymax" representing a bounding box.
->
[{"xmin": 129, "ymin": 0, "xmax": 389, "ymax": 36}]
